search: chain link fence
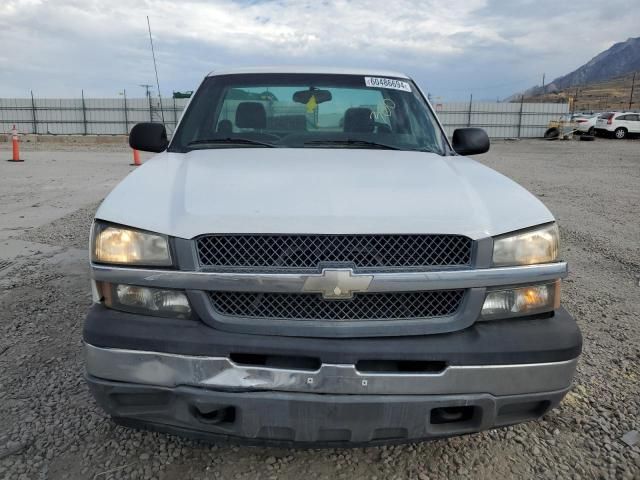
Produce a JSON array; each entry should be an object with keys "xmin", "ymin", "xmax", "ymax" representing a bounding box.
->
[{"xmin": 1, "ymin": 96, "xmax": 568, "ymax": 138}]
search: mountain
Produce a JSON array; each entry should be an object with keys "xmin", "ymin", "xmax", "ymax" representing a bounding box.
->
[
  {"xmin": 511, "ymin": 37, "xmax": 640, "ymax": 100},
  {"xmin": 545, "ymin": 37, "xmax": 640, "ymax": 92}
]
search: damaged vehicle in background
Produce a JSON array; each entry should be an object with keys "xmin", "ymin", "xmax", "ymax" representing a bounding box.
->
[{"xmin": 83, "ymin": 67, "xmax": 582, "ymax": 446}]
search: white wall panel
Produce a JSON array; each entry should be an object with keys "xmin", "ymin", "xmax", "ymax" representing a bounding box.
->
[{"xmin": 1, "ymin": 98, "xmax": 566, "ymax": 138}]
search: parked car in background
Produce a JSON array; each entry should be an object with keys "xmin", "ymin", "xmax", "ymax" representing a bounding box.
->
[
  {"xmin": 574, "ymin": 114, "xmax": 599, "ymax": 135},
  {"xmin": 594, "ymin": 112, "xmax": 640, "ymax": 139}
]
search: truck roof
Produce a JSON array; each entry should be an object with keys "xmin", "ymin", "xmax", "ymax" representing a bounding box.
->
[{"xmin": 206, "ymin": 66, "xmax": 410, "ymax": 79}]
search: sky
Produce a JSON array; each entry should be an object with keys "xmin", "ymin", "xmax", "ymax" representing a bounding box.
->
[{"xmin": 0, "ymin": 0, "xmax": 638, "ymax": 100}]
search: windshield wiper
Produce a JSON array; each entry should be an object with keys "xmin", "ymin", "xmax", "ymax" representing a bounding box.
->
[
  {"xmin": 304, "ymin": 139, "xmax": 400, "ymax": 150},
  {"xmin": 186, "ymin": 138, "xmax": 275, "ymax": 149}
]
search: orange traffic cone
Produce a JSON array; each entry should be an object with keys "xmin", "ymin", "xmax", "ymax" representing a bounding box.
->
[
  {"xmin": 130, "ymin": 149, "xmax": 141, "ymax": 166},
  {"xmin": 8, "ymin": 125, "xmax": 23, "ymax": 162}
]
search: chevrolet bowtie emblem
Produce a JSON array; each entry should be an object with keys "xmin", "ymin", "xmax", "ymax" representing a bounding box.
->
[{"xmin": 302, "ymin": 268, "xmax": 373, "ymax": 299}]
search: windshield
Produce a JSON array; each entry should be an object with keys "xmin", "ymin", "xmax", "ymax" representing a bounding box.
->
[{"xmin": 169, "ymin": 73, "xmax": 448, "ymax": 154}]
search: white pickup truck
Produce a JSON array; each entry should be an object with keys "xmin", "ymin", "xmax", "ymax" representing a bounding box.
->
[{"xmin": 84, "ymin": 67, "xmax": 581, "ymax": 446}]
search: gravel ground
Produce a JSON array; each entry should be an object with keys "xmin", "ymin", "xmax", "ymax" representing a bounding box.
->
[
  {"xmin": 19, "ymin": 202, "xmax": 102, "ymax": 250},
  {"xmin": 0, "ymin": 138, "xmax": 639, "ymax": 479}
]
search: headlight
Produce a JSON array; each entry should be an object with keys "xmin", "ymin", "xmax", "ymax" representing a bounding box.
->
[
  {"xmin": 98, "ymin": 282, "xmax": 192, "ymax": 319},
  {"xmin": 493, "ymin": 223, "xmax": 559, "ymax": 267},
  {"xmin": 91, "ymin": 222, "xmax": 171, "ymax": 266},
  {"xmin": 481, "ymin": 281, "xmax": 560, "ymax": 320}
]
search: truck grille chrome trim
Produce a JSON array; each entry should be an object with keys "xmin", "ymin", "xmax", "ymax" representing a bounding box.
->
[
  {"xmin": 196, "ymin": 234, "xmax": 472, "ymax": 271},
  {"xmin": 91, "ymin": 262, "xmax": 568, "ymax": 293},
  {"xmin": 208, "ymin": 290, "xmax": 465, "ymax": 321},
  {"xmin": 84, "ymin": 344, "xmax": 578, "ymax": 397}
]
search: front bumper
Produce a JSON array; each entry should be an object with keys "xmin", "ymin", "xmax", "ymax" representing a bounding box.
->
[
  {"xmin": 84, "ymin": 305, "xmax": 581, "ymax": 445},
  {"xmin": 88, "ymin": 376, "xmax": 570, "ymax": 446},
  {"xmin": 85, "ymin": 343, "xmax": 577, "ymax": 397}
]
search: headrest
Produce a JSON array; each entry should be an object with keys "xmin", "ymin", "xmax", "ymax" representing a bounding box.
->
[
  {"xmin": 343, "ymin": 107, "xmax": 374, "ymax": 133},
  {"xmin": 236, "ymin": 102, "xmax": 267, "ymax": 129},
  {"xmin": 217, "ymin": 119, "xmax": 233, "ymax": 135}
]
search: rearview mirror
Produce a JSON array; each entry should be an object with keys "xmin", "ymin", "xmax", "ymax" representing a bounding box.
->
[
  {"xmin": 452, "ymin": 128, "xmax": 490, "ymax": 155},
  {"xmin": 293, "ymin": 89, "xmax": 332, "ymax": 105},
  {"xmin": 129, "ymin": 123, "xmax": 168, "ymax": 153}
]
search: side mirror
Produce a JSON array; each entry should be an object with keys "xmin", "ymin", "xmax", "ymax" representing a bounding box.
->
[
  {"xmin": 129, "ymin": 123, "xmax": 168, "ymax": 153},
  {"xmin": 452, "ymin": 128, "xmax": 490, "ymax": 156}
]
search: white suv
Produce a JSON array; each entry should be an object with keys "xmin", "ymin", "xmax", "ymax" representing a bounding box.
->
[{"xmin": 595, "ymin": 112, "xmax": 640, "ymax": 139}]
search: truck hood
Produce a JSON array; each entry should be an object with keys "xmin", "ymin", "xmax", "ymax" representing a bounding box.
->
[{"xmin": 96, "ymin": 148, "xmax": 554, "ymax": 240}]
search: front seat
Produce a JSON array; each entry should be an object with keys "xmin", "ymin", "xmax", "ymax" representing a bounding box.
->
[
  {"xmin": 217, "ymin": 119, "xmax": 233, "ymax": 135},
  {"xmin": 343, "ymin": 107, "xmax": 374, "ymax": 133},
  {"xmin": 235, "ymin": 102, "xmax": 267, "ymax": 130}
]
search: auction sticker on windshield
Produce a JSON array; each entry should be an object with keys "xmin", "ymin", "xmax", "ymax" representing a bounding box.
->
[{"xmin": 364, "ymin": 77, "xmax": 411, "ymax": 92}]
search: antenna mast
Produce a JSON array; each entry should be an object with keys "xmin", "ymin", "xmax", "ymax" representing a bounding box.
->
[{"xmin": 146, "ymin": 16, "xmax": 165, "ymax": 124}]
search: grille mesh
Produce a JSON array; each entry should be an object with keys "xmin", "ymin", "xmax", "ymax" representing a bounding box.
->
[
  {"xmin": 208, "ymin": 290, "xmax": 465, "ymax": 321},
  {"xmin": 196, "ymin": 234, "xmax": 472, "ymax": 271}
]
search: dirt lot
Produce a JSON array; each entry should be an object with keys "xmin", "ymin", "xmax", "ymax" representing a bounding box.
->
[{"xmin": 0, "ymin": 138, "xmax": 638, "ymax": 479}]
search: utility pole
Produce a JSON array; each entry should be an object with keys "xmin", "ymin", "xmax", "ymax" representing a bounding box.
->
[
  {"xmin": 140, "ymin": 84, "xmax": 153, "ymax": 121},
  {"xmin": 139, "ymin": 84, "xmax": 153, "ymax": 98},
  {"xmin": 542, "ymin": 73, "xmax": 546, "ymax": 90},
  {"xmin": 629, "ymin": 72, "xmax": 636, "ymax": 110}
]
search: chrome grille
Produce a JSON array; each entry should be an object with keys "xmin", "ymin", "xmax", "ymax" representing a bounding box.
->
[
  {"xmin": 196, "ymin": 234, "xmax": 472, "ymax": 271},
  {"xmin": 208, "ymin": 290, "xmax": 465, "ymax": 321}
]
